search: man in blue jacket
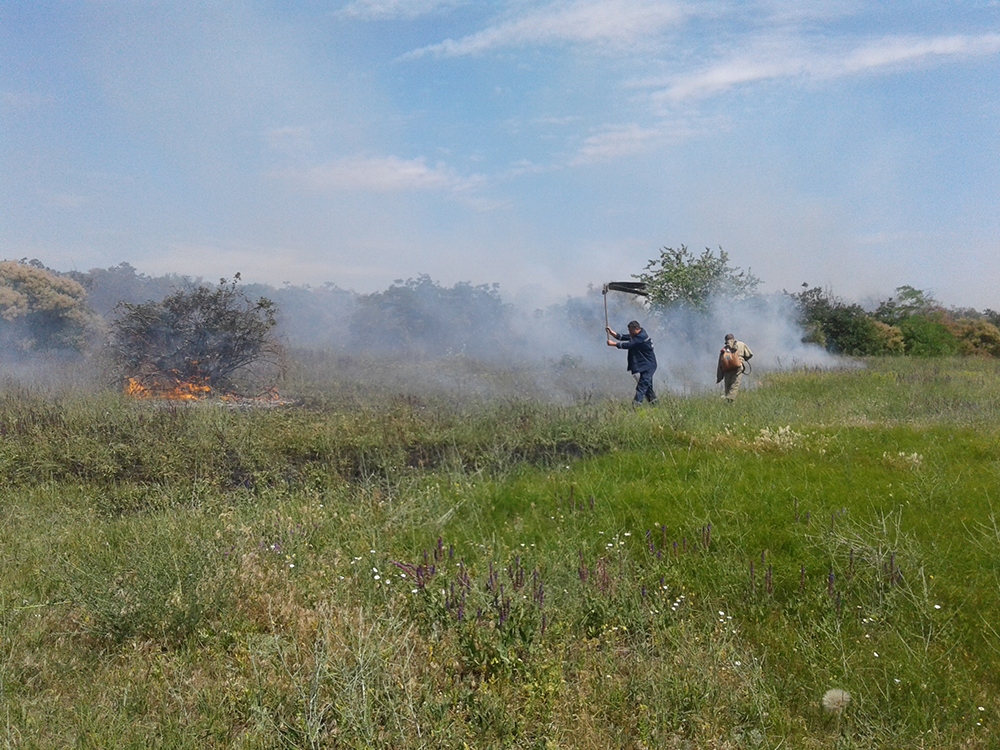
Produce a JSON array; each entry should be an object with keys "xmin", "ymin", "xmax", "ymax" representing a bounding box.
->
[{"xmin": 606, "ymin": 320, "xmax": 658, "ymax": 405}]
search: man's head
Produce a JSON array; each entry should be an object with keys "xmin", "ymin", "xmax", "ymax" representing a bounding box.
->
[
  {"xmin": 725, "ymin": 333, "xmax": 735, "ymax": 343},
  {"xmin": 628, "ymin": 320, "xmax": 641, "ymax": 334}
]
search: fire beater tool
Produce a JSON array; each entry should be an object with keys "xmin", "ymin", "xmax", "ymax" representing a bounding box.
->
[{"xmin": 601, "ymin": 281, "xmax": 648, "ymax": 335}]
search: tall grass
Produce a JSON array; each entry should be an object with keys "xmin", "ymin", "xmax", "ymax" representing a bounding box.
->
[{"xmin": 1, "ymin": 356, "xmax": 998, "ymax": 747}]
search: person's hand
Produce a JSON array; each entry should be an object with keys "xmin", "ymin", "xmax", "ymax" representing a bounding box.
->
[
  {"xmin": 607, "ymin": 339, "xmax": 617, "ymax": 347},
  {"xmin": 606, "ymin": 326, "xmax": 616, "ymax": 336}
]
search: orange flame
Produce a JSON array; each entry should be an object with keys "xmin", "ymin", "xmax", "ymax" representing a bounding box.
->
[{"xmin": 125, "ymin": 377, "xmax": 212, "ymax": 401}]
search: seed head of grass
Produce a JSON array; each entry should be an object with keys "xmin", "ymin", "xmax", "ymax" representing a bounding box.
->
[{"xmin": 821, "ymin": 688, "xmax": 851, "ymax": 714}]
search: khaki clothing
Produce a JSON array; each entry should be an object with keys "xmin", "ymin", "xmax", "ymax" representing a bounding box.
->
[{"xmin": 716, "ymin": 340, "xmax": 753, "ymax": 400}]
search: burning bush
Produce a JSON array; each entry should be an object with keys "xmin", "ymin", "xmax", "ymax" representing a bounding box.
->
[{"xmin": 109, "ymin": 274, "xmax": 283, "ymax": 397}]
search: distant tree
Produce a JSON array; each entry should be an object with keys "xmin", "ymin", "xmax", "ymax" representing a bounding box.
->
[
  {"xmin": 351, "ymin": 275, "xmax": 511, "ymax": 355},
  {"xmin": 242, "ymin": 281, "xmax": 357, "ymax": 349},
  {"xmin": 950, "ymin": 307, "xmax": 1000, "ymax": 330},
  {"xmin": 68, "ymin": 262, "xmax": 187, "ymax": 318},
  {"xmin": 875, "ymin": 286, "xmax": 960, "ymax": 356},
  {"xmin": 789, "ymin": 285, "xmax": 902, "ymax": 355},
  {"xmin": 0, "ymin": 259, "xmax": 100, "ymax": 353},
  {"xmin": 108, "ymin": 275, "xmax": 282, "ymax": 392},
  {"xmin": 873, "ymin": 285, "xmax": 938, "ymax": 326},
  {"xmin": 952, "ymin": 318, "xmax": 1000, "ymax": 357},
  {"xmin": 637, "ymin": 246, "xmax": 761, "ymax": 312}
]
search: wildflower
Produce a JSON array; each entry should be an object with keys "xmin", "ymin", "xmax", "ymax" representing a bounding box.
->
[
  {"xmin": 822, "ymin": 688, "xmax": 852, "ymax": 714},
  {"xmin": 934, "ymin": 604, "xmax": 942, "ymax": 610}
]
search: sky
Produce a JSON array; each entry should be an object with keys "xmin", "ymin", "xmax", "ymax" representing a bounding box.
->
[{"xmin": 3, "ymin": 0, "xmax": 999, "ymax": 310}]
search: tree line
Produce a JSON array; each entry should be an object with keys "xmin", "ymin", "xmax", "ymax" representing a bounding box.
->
[
  {"xmin": 636, "ymin": 245, "xmax": 1000, "ymax": 358},
  {"xmin": 1, "ymin": 250, "xmax": 997, "ymax": 384}
]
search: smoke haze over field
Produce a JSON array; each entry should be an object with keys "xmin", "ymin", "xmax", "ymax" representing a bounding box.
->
[
  {"xmin": 1, "ymin": 262, "xmax": 833, "ymax": 403},
  {"xmin": 3, "ymin": 3, "xmax": 999, "ymax": 311}
]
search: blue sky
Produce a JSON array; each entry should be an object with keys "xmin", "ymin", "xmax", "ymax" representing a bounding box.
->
[{"xmin": 3, "ymin": 0, "xmax": 999, "ymax": 309}]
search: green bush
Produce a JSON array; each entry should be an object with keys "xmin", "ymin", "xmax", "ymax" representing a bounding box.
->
[{"xmin": 898, "ymin": 313, "xmax": 960, "ymax": 356}]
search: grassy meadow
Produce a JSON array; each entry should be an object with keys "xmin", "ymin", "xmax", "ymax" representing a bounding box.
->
[{"xmin": 1, "ymin": 354, "xmax": 999, "ymax": 748}]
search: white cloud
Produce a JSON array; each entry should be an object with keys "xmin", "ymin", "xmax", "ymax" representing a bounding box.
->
[
  {"xmin": 336, "ymin": 0, "xmax": 469, "ymax": 21},
  {"xmin": 283, "ymin": 154, "xmax": 484, "ymax": 193},
  {"xmin": 403, "ymin": 0, "xmax": 689, "ymax": 58},
  {"xmin": 654, "ymin": 32, "xmax": 1000, "ymax": 102},
  {"xmin": 570, "ymin": 124, "xmax": 664, "ymax": 164},
  {"xmin": 839, "ymin": 33, "xmax": 1000, "ymax": 75}
]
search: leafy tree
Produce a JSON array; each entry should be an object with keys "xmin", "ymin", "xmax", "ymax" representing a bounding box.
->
[
  {"xmin": 0, "ymin": 259, "xmax": 100, "ymax": 353},
  {"xmin": 873, "ymin": 285, "xmax": 938, "ymax": 326},
  {"xmin": 108, "ymin": 275, "xmax": 282, "ymax": 392},
  {"xmin": 637, "ymin": 246, "xmax": 761, "ymax": 312}
]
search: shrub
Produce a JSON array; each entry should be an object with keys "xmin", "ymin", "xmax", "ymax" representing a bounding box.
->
[
  {"xmin": 898, "ymin": 313, "xmax": 960, "ymax": 357},
  {"xmin": 871, "ymin": 319, "xmax": 905, "ymax": 354},
  {"xmin": 0, "ymin": 259, "xmax": 100, "ymax": 353},
  {"xmin": 952, "ymin": 317, "xmax": 1000, "ymax": 357},
  {"xmin": 108, "ymin": 274, "xmax": 283, "ymax": 392},
  {"xmin": 790, "ymin": 285, "xmax": 902, "ymax": 356}
]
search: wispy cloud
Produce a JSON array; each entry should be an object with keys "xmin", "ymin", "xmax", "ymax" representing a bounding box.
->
[
  {"xmin": 336, "ymin": 0, "xmax": 469, "ymax": 21},
  {"xmin": 284, "ymin": 154, "xmax": 484, "ymax": 193},
  {"xmin": 403, "ymin": 0, "xmax": 689, "ymax": 58},
  {"xmin": 653, "ymin": 32, "xmax": 1000, "ymax": 102},
  {"xmin": 839, "ymin": 33, "xmax": 1000, "ymax": 74},
  {"xmin": 570, "ymin": 124, "xmax": 664, "ymax": 164}
]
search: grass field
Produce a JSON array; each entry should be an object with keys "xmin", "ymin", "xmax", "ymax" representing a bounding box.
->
[{"xmin": 1, "ymin": 355, "xmax": 999, "ymax": 748}]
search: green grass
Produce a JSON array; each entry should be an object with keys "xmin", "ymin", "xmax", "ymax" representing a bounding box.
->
[{"xmin": 1, "ymin": 356, "xmax": 999, "ymax": 748}]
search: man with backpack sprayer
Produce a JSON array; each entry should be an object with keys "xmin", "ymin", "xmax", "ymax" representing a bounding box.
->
[
  {"xmin": 717, "ymin": 333, "xmax": 753, "ymax": 402},
  {"xmin": 606, "ymin": 320, "xmax": 658, "ymax": 406}
]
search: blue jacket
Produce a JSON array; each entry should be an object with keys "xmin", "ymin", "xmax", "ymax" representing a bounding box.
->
[{"xmin": 613, "ymin": 329, "xmax": 657, "ymax": 373}]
